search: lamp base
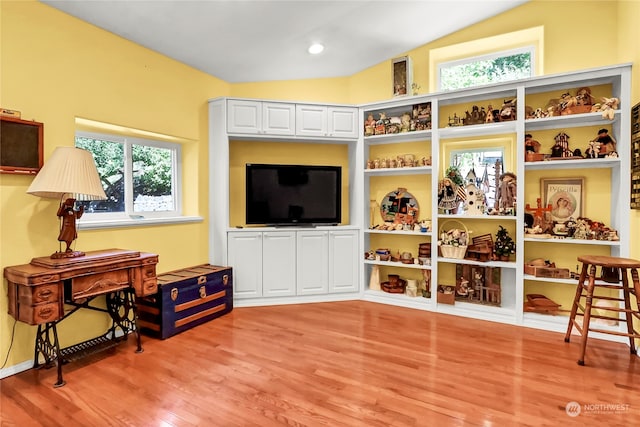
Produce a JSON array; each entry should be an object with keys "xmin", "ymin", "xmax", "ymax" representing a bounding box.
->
[{"xmin": 51, "ymin": 250, "xmax": 85, "ymax": 259}]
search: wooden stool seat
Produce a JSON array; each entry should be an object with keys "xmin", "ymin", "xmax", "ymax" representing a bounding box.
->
[{"xmin": 564, "ymin": 255, "xmax": 640, "ymax": 365}]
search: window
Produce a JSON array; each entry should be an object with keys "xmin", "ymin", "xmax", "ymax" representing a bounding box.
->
[
  {"xmin": 75, "ymin": 131, "xmax": 181, "ymax": 220},
  {"xmin": 450, "ymin": 148, "xmax": 504, "ymax": 209},
  {"xmin": 438, "ymin": 47, "xmax": 533, "ymax": 91},
  {"xmin": 428, "ymin": 26, "xmax": 544, "ymax": 92}
]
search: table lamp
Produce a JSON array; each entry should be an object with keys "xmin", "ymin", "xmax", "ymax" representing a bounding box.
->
[{"xmin": 27, "ymin": 146, "xmax": 107, "ymax": 259}]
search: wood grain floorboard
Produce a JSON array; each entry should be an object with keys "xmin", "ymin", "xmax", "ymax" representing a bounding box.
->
[{"xmin": 1, "ymin": 300, "xmax": 639, "ymax": 426}]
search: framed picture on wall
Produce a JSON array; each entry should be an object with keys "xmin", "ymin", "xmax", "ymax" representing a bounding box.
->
[
  {"xmin": 541, "ymin": 177, "xmax": 584, "ymax": 223},
  {"xmin": 392, "ymin": 56, "xmax": 412, "ymax": 97}
]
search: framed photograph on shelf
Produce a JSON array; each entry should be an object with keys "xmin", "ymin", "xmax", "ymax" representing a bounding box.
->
[
  {"xmin": 541, "ymin": 177, "xmax": 584, "ymax": 223},
  {"xmin": 392, "ymin": 56, "xmax": 412, "ymax": 97}
]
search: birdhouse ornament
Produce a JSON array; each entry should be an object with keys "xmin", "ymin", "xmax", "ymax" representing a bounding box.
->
[{"xmin": 463, "ymin": 169, "xmax": 486, "ymax": 215}]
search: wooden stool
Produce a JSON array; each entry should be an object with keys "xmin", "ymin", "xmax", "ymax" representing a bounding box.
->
[{"xmin": 564, "ymin": 255, "xmax": 640, "ymax": 365}]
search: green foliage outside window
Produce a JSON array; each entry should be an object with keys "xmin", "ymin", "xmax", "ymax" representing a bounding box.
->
[{"xmin": 440, "ymin": 53, "xmax": 531, "ymax": 91}]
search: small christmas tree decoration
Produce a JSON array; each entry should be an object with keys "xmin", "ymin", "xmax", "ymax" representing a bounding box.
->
[{"xmin": 494, "ymin": 226, "xmax": 516, "ymax": 261}]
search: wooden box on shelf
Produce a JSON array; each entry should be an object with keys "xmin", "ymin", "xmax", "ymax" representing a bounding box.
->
[
  {"xmin": 466, "ymin": 234, "xmax": 493, "ymax": 262},
  {"xmin": 437, "ymin": 285, "xmax": 455, "ymax": 304},
  {"xmin": 525, "ymin": 152, "xmax": 545, "ymax": 162},
  {"xmin": 524, "ymin": 263, "xmax": 571, "ymax": 279}
]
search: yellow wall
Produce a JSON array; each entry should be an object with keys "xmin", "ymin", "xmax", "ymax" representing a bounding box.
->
[
  {"xmin": 0, "ymin": 1, "xmax": 228, "ymax": 365},
  {"xmin": 2, "ymin": 0, "xmax": 639, "ymax": 372}
]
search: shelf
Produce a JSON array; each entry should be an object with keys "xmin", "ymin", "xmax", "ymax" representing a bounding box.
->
[
  {"xmin": 364, "ymin": 165, "xmax": 432, "ymax": 176},
  {"xmin": 365, "ymin": 229, "xmax": 432, "ymax": 236},
  {"xmin": 438, "ymin": 121, "xmax": 516, "ymax": 138},
  {"xmin": 523, "ymin": 274, "xmax": 579, "ymax": 285},
  {"xmin": 362, "ymin": 289, "xmax": 433, "ymax": 310},
  {"xmin": 355, "ymin": 63, "xmax": 631, "ymax": 339},
  {"xmin": 437, "ymin": 214, "xmax": 517, "ymax": 221},
  {"xmin": 437, "ymin": 301, "xmax": 517, "ymax": 324},
  {"xmin": 524, "ymin": 157, "xmax": 620, "ymax": 170},
  {"xmin": 364, "ymin": 129, "xmax": 432, "ymax": 144},
  {"xmin": 364, "ymin": 259, "xmax": 431, "ymax": 270},
  {"xmin": 437, "ymin": 258, "xmax": 516, "ymax": 268},
  {"xmin": 524, "ymin": 111, "xmax": 619, "ymax": 131},
  {"xmin": 524, "ymin": 237, "xmax": 621, "ymax": 246}
]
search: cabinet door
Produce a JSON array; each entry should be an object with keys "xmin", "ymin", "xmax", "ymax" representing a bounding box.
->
[
  {"xmin": 296, "ymin": 231, "xmax": 329, "ymax": 295},
  {"xmin": 227, "ymin": 232, "xmax": 263, "ymax": 298},
  {"xmin": 328, "ymin": 107, "xmax": 358, "ymax": 139},
  {"xmin": 262, "ymin": 231, "xmax": 296, "ymax": 297},
  {"xmin": 263, "ymin": 102, "xmax": 295, "ymax": 135},
  {"xmin": 227, "ymin": 100, "xmax": 262, "ymax": 134},
  {"xmin": 295, "ymin": 105, "xmax": 328, "ymax": 137},
  {"xmin": 328, "ymin": 230, "xmax": 359, "ymax": 293}
]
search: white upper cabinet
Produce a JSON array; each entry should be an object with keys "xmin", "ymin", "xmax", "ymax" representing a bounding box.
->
[
  {"xmin": 295, "ymin": 104, "xmax": 327, "ymax": 137},
  {"xmin": 328, "ymin": 107, "xmax": 359, "ymax": 139},
  {"xmin": 262, "ymin": 102, "xmax": 296, "ymax": 135},
  {"xmin": 227, "ymin": 99, "xmax": 295, "ymax": 135},
  {"xmin": 296, "ymin": 104, "xmax": 358, "ymax": 138}
]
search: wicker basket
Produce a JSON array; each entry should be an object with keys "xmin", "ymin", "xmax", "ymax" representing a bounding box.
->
[{"xmin": 439, "ymin": 219, "xmax": 469, "ymax": 260}]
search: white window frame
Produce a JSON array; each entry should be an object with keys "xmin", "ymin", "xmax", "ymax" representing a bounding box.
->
[
  {"xmin": 437, "ymin": 45, "xmax": 535, "ymax": 91},
  {"xmin": 75, "ymin": 130, "xmax": 183, "ymax": 223},
  {"xmin": 428, "ymin": 26, "xmax": 544, "ymax": 93}
]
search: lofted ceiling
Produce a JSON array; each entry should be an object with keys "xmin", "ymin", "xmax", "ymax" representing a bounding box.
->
[{"xmin": 41, "ymin": 0, "xmax": 529, "ymax": 83}]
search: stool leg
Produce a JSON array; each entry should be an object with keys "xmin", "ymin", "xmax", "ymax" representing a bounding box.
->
[
  {"xmin": 620, "ymin": 268, "xmax": 637, "ymax": 355},
  {"xmin": 630, "ymin": 268, "xmax": 640, "ymax": 354},
  {"xmin": 577, "ymin": 263, "xmax": 598, "ymax": 365},
  {"xmin": 565, "ymin": 262, "xmax": 589, "ymax": 343}
]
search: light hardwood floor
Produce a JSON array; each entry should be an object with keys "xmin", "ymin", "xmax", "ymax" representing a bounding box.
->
[{"xmin": 1, "ymin": 300, "xmax": 639, "ymax": 426}]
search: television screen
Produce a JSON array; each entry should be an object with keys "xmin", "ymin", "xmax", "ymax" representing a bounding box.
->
[{"xmin": 246, "ymin": 163, "xmax": 341, "ymax": 225}]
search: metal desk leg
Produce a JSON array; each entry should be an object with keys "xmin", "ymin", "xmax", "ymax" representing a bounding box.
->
[{"xmin": 34, "ymin": 322, "xmax": 66, "ymax": 387}]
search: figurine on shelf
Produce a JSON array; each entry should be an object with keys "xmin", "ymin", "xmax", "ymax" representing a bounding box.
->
[
  {"xmin": 576, "ymin": 87, "xmax": 593, "ymax": 106},
  {"xmin": 551, "ymin": 132, "xmax": 572, "ymax": 158},
  {"xmin": 364, "ymin": 113, "xmax": 376, "ymax": 136},
  {"xmin": 495, "ymin": 172, "xmax": 517, "ymax": 214},
  {"xmin": 593, "ymin": 128, "xmax": 617, "ymax": 158},
  {"xmin": 499, "ymin": 99, "xmax": 516, "ymax": 121},
  {"xmin": 525, "ymin": 133, "xmax": 541, "ymax": 153},
  {"xmin": 592, "ymin": 97, "xmax": 619, "ymax": 120},
  {"xmin": 438, "ymin": 177, "xmax": 460, "ymax": 214},
  {"xmin": 525, "ymin": 198, "xmax": 553, "ymax": 235}
]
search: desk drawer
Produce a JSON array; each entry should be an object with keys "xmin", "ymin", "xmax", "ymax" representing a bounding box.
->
[
  {"xmin": 133, "ymin": 263, "xmax": 158, "ymax": 297},
  {"xmin": 137, "ymin": 265, "xmax": 232, "ymax": 339},
  {"xmin": 7, "ymin": 282, "xmax": 62, "ymax": 325},
  {"xmin": 71, "ymin": 269, "xmax": 129, "ymax": 300}
]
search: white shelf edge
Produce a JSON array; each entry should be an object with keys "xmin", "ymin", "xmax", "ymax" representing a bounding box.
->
[
  {"xmin": 436, "ymin": 301, "xmax": 517, "ymax": 324},
  {"xmin": 523, "ymin": 274, "xmax": 578, "ymax": 285},
  {"xmin": 523, "ymin": 237, "xmax": 621, "ymax": 246},
  {"xmin": 364, "ymin": 130, "xmax": 432, "ymax": 144},
  {"xmin": 363, "ymin": 289, "xmax": 434, "ymax": 310},
  {"xmin": 524, "ymin": 158, "xmax": 620, "ymax": 171},
  {"xmin": 437, "ymin": 214, "xmax": 517, "ymax": 220},
  {"xmin": 437, "ymin": 258, "xmax": 517, "ymax": 268},
  {"xmin": 365, "ymin": 229, "xmax": 432, "ymax": 236},
  {"xmin": 364, "ymin": 166, "xmax": 432, "ymax": 176},
  {"xmin": 364, "ymin": 259, "xmax": 432, "ymax": 270}
]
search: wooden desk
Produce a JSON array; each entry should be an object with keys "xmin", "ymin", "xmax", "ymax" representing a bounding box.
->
[{"xmin": 4, "ymin": 249, "xmax": 158, "ymax": 387}]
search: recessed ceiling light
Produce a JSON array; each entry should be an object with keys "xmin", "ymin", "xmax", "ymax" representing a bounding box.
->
[{"xmin": 308, "ymin": 43, "xmax": 324, "ymax": 55}]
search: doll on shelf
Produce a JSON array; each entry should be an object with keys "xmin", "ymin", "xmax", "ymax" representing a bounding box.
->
[{"xmin": 438, "ymin": 177, "xmax": 460, "ymax": 214}]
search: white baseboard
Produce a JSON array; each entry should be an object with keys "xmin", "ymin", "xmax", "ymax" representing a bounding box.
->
[{"xmin": 0, "ymin": 359, "xmax": 33, "ymax": 379}]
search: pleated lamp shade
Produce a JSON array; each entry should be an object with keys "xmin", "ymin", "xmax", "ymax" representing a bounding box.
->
[{"xmin": 27, "ymin": 147, "xmax": 107, "ymax": 201}]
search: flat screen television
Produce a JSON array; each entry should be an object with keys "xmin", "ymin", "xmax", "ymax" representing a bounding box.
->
[{"xmin": 246, "ymin": 163, "xmax": 341, "ymax": 225}]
